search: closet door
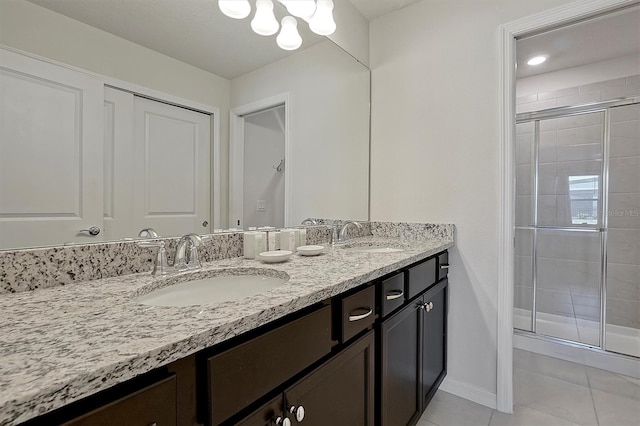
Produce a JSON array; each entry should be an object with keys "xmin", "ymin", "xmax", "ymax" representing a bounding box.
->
[
  {"xmin": 0, "ymin": 49, "xmax": 103, "ymax": 249},
  {"xmin": 132, "ymin": 97, "xmax": 211, "ymax": 237}
]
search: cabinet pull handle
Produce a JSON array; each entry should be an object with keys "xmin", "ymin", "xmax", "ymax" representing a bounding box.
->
[
  {"xmin": 348, "ymin": 307, "xmax": 373, "ymax": 322},
  {"xmin": 385, "ymin": 290, "xmax": 404, "ymax": 301},
  {"xmin": 440, "ymin": 263, "xmax": 449, "ymax": 269}
]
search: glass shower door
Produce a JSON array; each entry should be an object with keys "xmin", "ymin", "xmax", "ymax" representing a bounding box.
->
[
  {"xmin": 606, "ymin": 103, "xmax": 640, "ymax": 357},
  {"xmin": 515, "ymin": 111, "xmax": 606, "ymax": 347}
]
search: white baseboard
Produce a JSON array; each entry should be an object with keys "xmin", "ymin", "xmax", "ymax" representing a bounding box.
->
[{"xmin": 439, "ymin": 376, "xmax": 497, "ymax": 410}]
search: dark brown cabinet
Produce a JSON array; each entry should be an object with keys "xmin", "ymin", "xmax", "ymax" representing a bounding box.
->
[
  {"xmin": 25, "ymin": 251, "xmax": 449, "ymax": 426},
  {"xmin": 421, "ymin": 279, "xmax": 447, "ymax": 408},
  {"xmin": 237, "ymin": 331, "xmax": 375, "ymax": 426},
  {"xmin": 380, "ymin": 299, "xmax": 422, "ymax": 426},
  {"xmin": 379, "ymin": 255, "xmax": 448, "ymax": 426},
  {"xmin": 207, "ymin": 305, "xmax": 333, "ymax": 425},
  {"xmin": 61, "ymin": 375, "xmax": 177, "ymax": 426}
]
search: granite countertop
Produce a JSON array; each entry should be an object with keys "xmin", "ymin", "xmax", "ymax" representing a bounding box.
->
[{"xmin": 0, "ymin": 236, "xmax": 453, "ymax": 425}]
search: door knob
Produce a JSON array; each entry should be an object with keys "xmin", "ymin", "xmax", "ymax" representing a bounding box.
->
[
  {"xmin": 79, "ymin": 226, "xmax": 101, "ymax": 236},
  {"xmin": 289, "ymin": 405, "xmax": 305, "ymax": 422}
]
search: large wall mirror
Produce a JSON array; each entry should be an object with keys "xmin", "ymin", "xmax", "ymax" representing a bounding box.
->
[{"xmin": 0, "ymin": 0, "xmax": 370, "ymax": 250}]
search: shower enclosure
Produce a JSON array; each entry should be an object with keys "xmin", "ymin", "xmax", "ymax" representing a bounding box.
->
[{"xmin": 514, "ymin": 96, "xmax": 640, "ymax": 359}]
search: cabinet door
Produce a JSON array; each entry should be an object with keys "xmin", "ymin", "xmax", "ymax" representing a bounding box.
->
[
  {"xmin": 284, "ymin": 331, "xmax": 375, "ymax": 426},
  {"xmin": 62, "ymin": 375, "xmax": 176, "ymax": 426},
  {"xmin": 236, "ymin": 394, "xmax": 283, "ymax": 426},
  {"xmin": 421, "ymin": 279, "xmax": 447, "ymax": 409},
  {"xmin": 380, "ymin": 300, "xmax": 421, "ymax": 426}
]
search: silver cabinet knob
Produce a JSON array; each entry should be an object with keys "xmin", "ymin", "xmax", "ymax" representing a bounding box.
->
[
  {"xmin": 440, "ymin": 263, "xmax": 449, "ymax": 269},
  {"xmin": 79, "ymin": 226, "xmax": 101, "ymax": 236},
  {"xmin": 290, "ymin": 405, "xmax": 305, "ymax": 422},
  {"xmin": 275, "ymin": 416, "xmax": 291, "ymax": 426},
  {"xmin": 419, "ymin": 301, "xmax": 431, "ymax": 312}
]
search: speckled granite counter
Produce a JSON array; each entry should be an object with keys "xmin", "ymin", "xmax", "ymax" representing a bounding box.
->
[{"xmin": 0, "ymin": 233, "xmax": 453, "ymax": 425}]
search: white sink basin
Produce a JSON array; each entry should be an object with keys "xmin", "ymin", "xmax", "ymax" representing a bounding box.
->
[{"xmin": 135, "ymin": 269, "xmax": 289, "ymax": 307}]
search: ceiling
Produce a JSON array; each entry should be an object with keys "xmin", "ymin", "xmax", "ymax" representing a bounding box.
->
[
  {"xmin": 349, "ymin": 0, "xmax": 421, "ymax": 21},
  {"xmin": 516, "ymin": 7, "xmax": 640, "ymax": 78},
  {"xmin": 26, "ymin": 0, "xmax": 325, "ymax": 80},
  {"xmin": 25, "ymin": 0, "xmax": 421, "ymax": 80}
]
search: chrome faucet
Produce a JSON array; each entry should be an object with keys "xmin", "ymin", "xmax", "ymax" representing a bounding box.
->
[
  {"xmin": 301, "ymin": 218, "xmax": 318, "ymax": 225},
  {"xmin": 137, "ymin": 233, "xmax": 204, "ymax": 276},
  {"xmin": 174, "ymin": 234, "xmax": 204, "ymax": 272},
  {"xmin": 338, "ymin": 221, "xmax": 362, "ymax": 243}
]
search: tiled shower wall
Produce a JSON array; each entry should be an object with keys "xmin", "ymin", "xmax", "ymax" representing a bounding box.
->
[{"xmin": 514, "ymin": 74, "xmax": 640, "ymax": 330}]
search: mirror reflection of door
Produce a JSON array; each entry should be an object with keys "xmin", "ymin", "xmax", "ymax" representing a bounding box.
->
[
  {"xmin": 242, "ymin": 106, "xmax": 285, "ymax": 229},
  {"xmin": 104, "ymin": 87, "xmax": 211, "ymax": 240}
]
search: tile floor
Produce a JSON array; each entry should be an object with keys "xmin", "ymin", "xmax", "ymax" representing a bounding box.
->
[{"xmin": 418, "ymin": 349, "xmax": 640, "ymax": 426}]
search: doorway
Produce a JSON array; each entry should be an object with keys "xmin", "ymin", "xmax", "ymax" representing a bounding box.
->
[
  {"xmin": 242, "ymin": 106, "xmax": 286, "ymax": 228},
  {"xmin": 229, "ymin": 93, "xmax": 290, "ymax": 229},
  {"xmin": 498, "ymin": 0, "xmax": 640, "ymax": 413}
]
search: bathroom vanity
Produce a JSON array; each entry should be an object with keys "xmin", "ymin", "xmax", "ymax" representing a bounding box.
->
[{"xmin": 0, "ymin": 223, "xmax": 454, "ymax": 426}]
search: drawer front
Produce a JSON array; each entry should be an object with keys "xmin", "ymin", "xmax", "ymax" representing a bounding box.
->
[
  {"xmin": 63, "ymin": 375, "xmax": 177, "ymax": 426},
  {"xmin": 437, "ymin": 251, "xmax": 449, "ymax": 281},
  {"xmin": 341, "ymin": 285, "xmax": 376, "ymax": 343},
  {"xmin": 380, "ymin": 272, "xmax": 405, "ymax": 318},
  {"xmin": 208, "ymin": 305, "xmax": 332, "ymax": 425},
  {"xmin": 407, "ymin": 258, "xmax": 436, "ymax": 299}
]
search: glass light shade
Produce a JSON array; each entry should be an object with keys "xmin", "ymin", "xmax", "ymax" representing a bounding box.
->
[
  {"xmin": 251, "ymin": 0, "xmax": 279, "ymax": 36},
  {"xmin": 280, "ymin": 0, "xmax": 316, "ymax": 19},
  {"xmin": 309, "ymin": 0, "xmax": 335, "ymax": 36},
  {"xmin": 218, "ymin": 0, "xmax": 251, "ymax": 19},
  {"xmin": 276, "ymin": 16, "xmax": 302, "ymax": 51}
]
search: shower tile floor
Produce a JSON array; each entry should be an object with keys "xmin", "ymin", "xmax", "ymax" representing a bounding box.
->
[{"xmin": 417, "ymin": 349, "xmax": 640, "ymax": 426}]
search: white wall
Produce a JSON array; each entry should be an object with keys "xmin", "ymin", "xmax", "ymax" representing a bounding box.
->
[
  {"xmin": 0, "ymin": 0, "xmax": 231, "ymax": 227},
  {"xmin": 328, "ymin": 0, "xmax": 370, "ymax": 66},
  {"xmin": 369, "ymin": 0, "xmax": 576, "ymax": 406},
  {"xmin": 243, "ymin": 108, "xmax": 286, "ymax": 228},
  {"xmin": 231, "ymin": 40, "xmax": 370, "ymax": 226},
  {"xmin": 518, "ymin": 53, "xmax": 640, "ymax": 96}
]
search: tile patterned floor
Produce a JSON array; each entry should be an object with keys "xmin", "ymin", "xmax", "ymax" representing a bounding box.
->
[{"xmin": 418, "ymin": 349, "xmax": 640, "ymax": 426}]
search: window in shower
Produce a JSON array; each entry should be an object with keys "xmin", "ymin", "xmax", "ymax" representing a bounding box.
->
[{"xmin": 568, "ymin": 175, "xmax": 599, "ymax": 225}]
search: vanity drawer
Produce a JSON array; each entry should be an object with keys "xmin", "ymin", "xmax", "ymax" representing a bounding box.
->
[
  {"xmin": 407, "ymin": 257, "xmax": 436, "ymax": 299},
  {"xmin": 207, "ymin": 305, "xmax": 332, "ymax": 425},
  {"xmin": 438, "ymin": 251, "xmax": 449, "ymax": 281},
  {"xmin": 379, "ymin": 272, "xmax": 405, "ymax": 318},
  {"xmin": 340, "ymin": 285, "xmax": 376, "ymax": 343},
  {"xmin": 62, "ymin": 375, "xmax": 176, "ymax": 426}
]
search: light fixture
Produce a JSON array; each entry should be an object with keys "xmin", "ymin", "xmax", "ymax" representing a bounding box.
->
[
  {"xmin": 309, "ymin": 0, "xmax": 335, "ymax": 36},
  {"xmin": 277, "ymin": 16, "xmax": 302, "ymax": 50},
  {"xmin": 527, "ymin": 55, "xmax": 547, "ymax": 66},
  {"xmin": 279, "ymin": 0, "xmax": 316, "ymax": 19},
  {"xmin": 251, "ymin": 0, "xmax": 279, "ymax": 36},
  {"xmin": 218, "ymin": 0, "xmax": 251, "ymax": 19},
  {"xmin": 217, "ymin": 0, "xmax": 336, "ymax": 51}
]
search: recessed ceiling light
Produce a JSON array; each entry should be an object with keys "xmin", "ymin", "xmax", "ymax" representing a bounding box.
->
[{"xmin": 527, "ymin": 55, "xmax": 547, "ymax": 66}]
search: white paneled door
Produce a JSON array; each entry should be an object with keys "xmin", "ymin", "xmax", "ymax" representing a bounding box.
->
[
  {"xmin": 131, "ymin": 96, "xmax": 210, "ymax": 237},
  {"xmin": 0, "ymin": 49, "xmax": 103, "ymax": 248}
]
